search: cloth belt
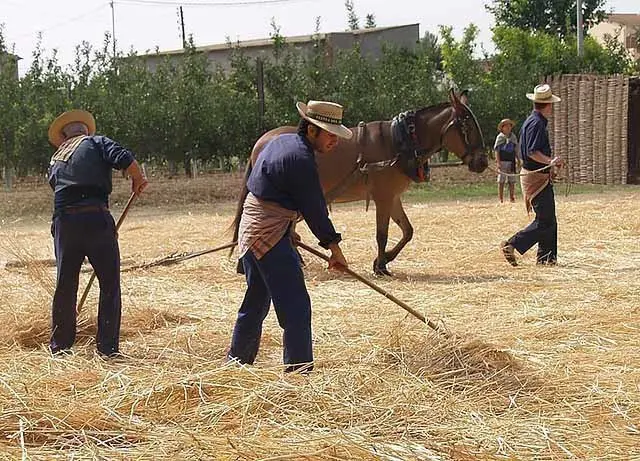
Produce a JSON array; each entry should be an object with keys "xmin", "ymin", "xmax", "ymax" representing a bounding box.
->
[
  {"xmin": 238, "ymin": 193, "xmax": 299, "ymax": 260},
  {"xmin": 520, "ymin": 169, "xmax": 550, "ymax": 214}
]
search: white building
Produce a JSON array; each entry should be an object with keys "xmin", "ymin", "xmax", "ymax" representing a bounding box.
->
[{"xmin": 589, "ymin": 13, "xmax": 640, "ymax": 60}]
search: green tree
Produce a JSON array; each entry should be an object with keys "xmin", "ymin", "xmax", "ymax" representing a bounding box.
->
[
  {"xmin": 14, "ymin": 37, "xmax": 71, "ymax": 175},
  {"xmin": 486, "ymin": 0, "xmax": 607, "ymax": 38},
  {"xmin": 365, "ymin": 14, "xmax": 376, "ymax": 29},
  {"xmin": 482, "ymin": 25, "xmax": 636, "ymax": 144},
  {"xmin": 439, "ymin": 24, "xmax": 483, "ymax": 92},
  {"xmin": 345, "ymin": 0, "xmax": 359, "ymax": 31},
  {"xmin": 418, "ymin": 30, "xmax": 443, "ymax": 72},
  {"xmin": 0, "ymin": 26, "xmax": 21, "ymax": 188}
]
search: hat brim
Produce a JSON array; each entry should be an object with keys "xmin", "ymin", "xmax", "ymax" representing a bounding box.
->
[
  {"xmin": 48, "ymin": 109, "xmax": 96, "ymax": 147},
  {"xmin": 526, "ymin": 93, "xmax": 561, "ymax": 103},
  {"xmin": 498, "ymin": 119, "xmax": 515, "ymax": 130},
  {"xmin": 296, "ymin": 102, "xmax": 353, "ymax": 140}
]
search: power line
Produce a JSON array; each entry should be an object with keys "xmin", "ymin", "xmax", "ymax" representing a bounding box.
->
[
  {"xmin": 14, "ymin": 4, "xmax": 110, "ymax": 40},
  {"xmin": 114, "ymin": 0, "xmax": 312, "ymax": 7}
]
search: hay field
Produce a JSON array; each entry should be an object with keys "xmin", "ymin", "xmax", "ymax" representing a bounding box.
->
[{"xmin": 0, "ymin": 186, "xmax": 639, "ymax": 459}]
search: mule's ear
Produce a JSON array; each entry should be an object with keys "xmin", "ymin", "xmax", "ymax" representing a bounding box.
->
[
  {"xmin": 449, "ymin": 88, "xmax": 464, "ymax": 115},
  {"xmin": 448, "ymin": 88, "xmax": 458, "ymax": 105}
]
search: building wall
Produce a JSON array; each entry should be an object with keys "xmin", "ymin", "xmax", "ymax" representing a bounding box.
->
[
  {"xmin": 135, "ymin": 24, "xmax": 419, "ymax": 74},
  {"xmin": 589, "ymin": 20, "xmax": 639, "ymax": 59}
]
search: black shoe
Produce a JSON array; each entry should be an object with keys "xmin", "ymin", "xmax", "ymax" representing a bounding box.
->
[
  {"xmin": 50, "ymin": 347, "xmax": 73, "ymax": 357},
  {"xmin": 285, "ymin": 362, "xmax": 314, "ymax": 374},
  {"xmin": 536, "ymin": 259, "xmax": 557, "ymax": 266},
  {"xmin": 501, "ymin": 241, "xmax": 518, "ymax": 266},
  {"xmin": 98, "ymin": 350, "xmax": 125, "ymax": 360}
]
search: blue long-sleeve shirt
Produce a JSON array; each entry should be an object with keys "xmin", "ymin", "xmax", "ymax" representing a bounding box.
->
[
  {"xmin": 520, "ymin": 110, "xmax": 552, "ymax": 171},
  {"xmin": 48, "ymin": 135, "xmax": 135, "ymax": 212},
  {"xmin": 246, "ymin": 133, "xmax": 341, "ymax": 249}
]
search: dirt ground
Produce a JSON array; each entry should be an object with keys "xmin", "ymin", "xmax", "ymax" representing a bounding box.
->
[{"xmin": 0, "ymin": 181, "xmax": 638, "ymax": 459}]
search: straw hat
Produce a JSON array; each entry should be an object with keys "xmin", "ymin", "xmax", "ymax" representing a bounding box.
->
[
  {"xmin": 48, "ymin": 109, "xmax": 96, "ymax": 147},
  {"xmin": 526, "ymin": 84, "xmax": 561, "ymax": 104},
  {"xmin": 296, "ymin": 100, "xmax": 353, "ymax": 139},
  {"xmin": 497, "ymin": 118, "xmax": 515, "ymax": 131}
]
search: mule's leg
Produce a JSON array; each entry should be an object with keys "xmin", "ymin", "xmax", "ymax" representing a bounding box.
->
[
  {"xmin": 385, "ymin": 198, "xmax": 414, "ymax": 264},
  {"xmin": 373, "ymin": 199, "xmax": 393, "ymax": 276}
]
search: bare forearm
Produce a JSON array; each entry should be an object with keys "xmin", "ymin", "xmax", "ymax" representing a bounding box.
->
[
  {"xmin": 529, "ymin": 151, "xmax": 554, "ymax": 165},
  {"xmin": 125, "ymin": 160, "xmax": 145, "ymax": 180},
  {"xmin": 125, "ymin": 160, "xmax": 149, "ymax": 195}
]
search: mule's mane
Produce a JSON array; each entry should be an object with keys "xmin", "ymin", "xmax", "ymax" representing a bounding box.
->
[{"xmin": 414, "ymin": 101, "xmax": 452, "ymax": 117}]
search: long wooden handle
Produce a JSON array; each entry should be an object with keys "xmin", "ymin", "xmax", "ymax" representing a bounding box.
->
[
  {"xmin": 177, "ymin": 241, "xmax": 237, "ymax": 263},
  {"xmin": 76, "ymin": 192, "xmax": 137, "ymax": 315},
  {"xmin": 297, "ymin": 242, "xmax": 442, "ymax": 333}
]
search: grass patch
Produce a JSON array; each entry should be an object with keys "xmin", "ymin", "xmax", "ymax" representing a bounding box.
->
[{"xmin": 405, "ymin": 180, "xmax": 636, "ymax": 202}]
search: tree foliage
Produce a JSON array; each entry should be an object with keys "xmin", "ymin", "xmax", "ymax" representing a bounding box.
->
[
  {"xmin": 0, "ymin": 15, "xmax": 636, "ymax": 180},
  {"xmin": 486, "ymin": 0, "xmax": 607, "ymax": 38}
]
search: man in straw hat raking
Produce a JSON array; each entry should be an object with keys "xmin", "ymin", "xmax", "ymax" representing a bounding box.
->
[
  {"xmin": 227, "ymin": 100, "xmax": 352, "ymax": 373},
  {"xmin": 47, "ymin": 109, "xmax": 148, "ymax": 357},
  {"xmin": 501, "ymin": 84, "xmax": 564, "ymax": 266},
  {"xmin": 494, "ymin": 118, "xmax": 520, "ymax": 203}
]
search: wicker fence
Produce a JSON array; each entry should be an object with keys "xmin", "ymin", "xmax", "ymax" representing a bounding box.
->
[{"xmin": 545, "ymin": 74, "xmax": 630, "ymax": 184}]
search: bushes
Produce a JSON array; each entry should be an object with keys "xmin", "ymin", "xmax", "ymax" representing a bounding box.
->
[{"xmin": 1, "ymin": 24, "xmax": 636, "ymax": 179}]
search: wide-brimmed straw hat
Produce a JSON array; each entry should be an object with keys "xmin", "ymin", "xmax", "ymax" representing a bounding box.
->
[
  {"xmin": 48, "ymin": 109, "xmax": 96, "ymax": 147},
  {"xmin": 497, "ymin": 118, "xmax": 515, "ymax": 131},
  {"xmin": 296, "ymin": 100, "xmax": 353, "ymax": 139},
  {"xmin": 526, "ymin": 84, "xmax": 561, "ymax": 104}
]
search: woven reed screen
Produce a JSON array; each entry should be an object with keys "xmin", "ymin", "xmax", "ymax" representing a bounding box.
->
[{"xmin": 545, "ymin": 75, "xmax": 629, "ymax": 184}]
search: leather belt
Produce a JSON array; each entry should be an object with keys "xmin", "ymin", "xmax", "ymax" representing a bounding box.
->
[{"xmin": 62, "ymin": 205, "xmax": 108, "ymax": 214}]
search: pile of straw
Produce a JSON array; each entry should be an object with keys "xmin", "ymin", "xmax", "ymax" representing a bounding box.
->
[{"xmin": 0, "ymin": 188, "xmax": 638, "ymax": 459}]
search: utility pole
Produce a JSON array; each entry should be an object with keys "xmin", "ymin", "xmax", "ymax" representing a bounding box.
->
[
  {"xmin": 110, "ymin": 0, "xmax": 116, "ymax": 57},
  {"xmin": 179, "ymin": 6, "xmax": 186, "ymax": 48},
  {"xmin": 577, "ymin": 0, "xmax": 584, "ymax": 57}
]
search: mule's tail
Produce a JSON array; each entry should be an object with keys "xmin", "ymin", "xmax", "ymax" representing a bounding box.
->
[{"xmin": 228, "ymin": 161, "xmax": 252, "ymax": 257}]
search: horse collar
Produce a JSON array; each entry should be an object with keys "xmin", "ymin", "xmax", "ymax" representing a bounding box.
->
[{"xmin": 391, "ymin": 111, "xmax": 429, "ymax": 183}]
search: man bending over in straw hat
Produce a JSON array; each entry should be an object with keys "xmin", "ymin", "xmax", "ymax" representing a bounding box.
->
[
  {"xmin": 228, "ymin": 100, "xmax": 352, "ymax": 373},
  {"xmin": 494, "ymin": 118, "xmax": 520, "ymax": 203},
  {"xmin": 47, "ymin": 109, "xmax": 148, "ymax": 357},
  {"xmin": 501, "ymin": 84, "xmax": 564, "ymax": 266}
]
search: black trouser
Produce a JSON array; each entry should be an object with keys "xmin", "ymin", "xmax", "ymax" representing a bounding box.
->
[
  {"xmin": 228, "ymin": 235, "xmax": 313, "ymax": 372},
  {"xmin": 50, "ymin": 210, "xmax": 121, "ymax": 355},
  {"xmin": 508, "ymin": 182, "xmax": 557, "ymax": 263}
]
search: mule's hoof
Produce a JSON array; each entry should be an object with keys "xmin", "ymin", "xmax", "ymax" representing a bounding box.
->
[{"xmin": 373, "ymin": 260, "xmax": 392, "ymax": 276}]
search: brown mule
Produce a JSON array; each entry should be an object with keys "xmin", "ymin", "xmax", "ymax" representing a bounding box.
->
[{"xmin": 232, "ymin": 90, "xmax": 488, "ymax": 275}]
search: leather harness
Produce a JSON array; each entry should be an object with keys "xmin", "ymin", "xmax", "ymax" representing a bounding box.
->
[{"xmin": 323, "ymin": 105, "xmax": 482, "ymax": 208}]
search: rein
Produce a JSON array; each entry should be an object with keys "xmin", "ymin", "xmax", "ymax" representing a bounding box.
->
[{"xmin": 489, "ymin": 158, "xmax": 560, "ymax": 177}]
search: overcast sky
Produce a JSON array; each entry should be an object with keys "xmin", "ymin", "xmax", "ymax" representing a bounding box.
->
[{"xmin": 2, "ymin": 0, "xmax": 638, "ymax": 73}]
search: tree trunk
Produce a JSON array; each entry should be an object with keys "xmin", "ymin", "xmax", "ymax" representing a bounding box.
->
[
  {"xmin": 3, "ymin": 165, "xmax": 13, "ymax": 192},
  {"xmin": 184, "ymin": 154, "xmax": 193, "ymax": 178}
]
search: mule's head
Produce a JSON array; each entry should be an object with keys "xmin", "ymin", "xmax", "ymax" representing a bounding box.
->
[{"xmin": 441, "ymin": 89, "xmax": 488, "ymax": 173}]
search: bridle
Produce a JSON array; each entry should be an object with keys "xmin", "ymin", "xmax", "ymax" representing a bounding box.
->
[{"xmin": 439, "ymin": 103, "xmax": 485, "ymax": 164}]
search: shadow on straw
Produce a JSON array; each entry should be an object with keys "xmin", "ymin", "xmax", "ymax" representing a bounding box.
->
[{"xmin": 9, "ymin": 307, "xmax": 202, "ymax": 349}]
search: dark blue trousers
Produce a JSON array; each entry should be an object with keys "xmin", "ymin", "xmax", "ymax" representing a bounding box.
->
[
  {"xmin": 509, "ymin": 182, "xmax": 558, "ymax": 264},
  {"xmin": 50, "ymin": 210, "xmax": 121, "ymax": 355},
  {"xmin": 228, "ymin": 235, "xmax": 313, "ymax": 372}
]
